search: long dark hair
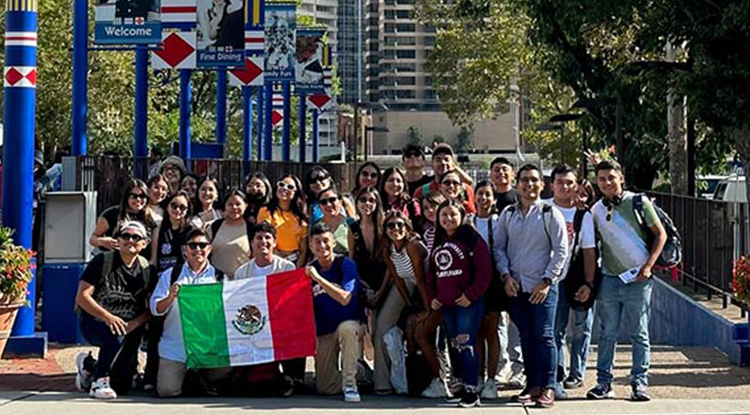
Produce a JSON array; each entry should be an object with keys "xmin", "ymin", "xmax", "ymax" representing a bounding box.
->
[
  {"xmin": 164, "ymin": 190, "xmax": 193, "ymax": 229},
  {"xmin": 474, "ymin": 179, "xmax": 498, "ymax": 215},
  {"xmin": 267, "ymin": 174, "xmax": 308, "ymax": 223},
  {"xmin": 380, "ymin": 166, "xmax": 411, "ymax": 209},
  {"xmin": 578, "ymin": 178, "xmax": 596, "ymax": 210},
  {"xmin": 304, "ymin": 166, "xmax": 332, "ymax": 202},
  {"xmin": 354, "ymin": 186, "xmax": 384, "ymax": 255},
  {"xmin": 118, "ymin": 179, "xmax": 155, "ymax": 228},
  {"xmin": 353, "ymin": 162, "xmax": 381, "ymax": 196},
  {"xmin": 380, "ymin": 209, "xmax": 417, "ymax": 262},
  {"xmin": 433, "ymin": 199, "xmax": 469, "ymax": 248},
  {"xmin": 194, "ymin": 175, "xmax": 222, "ymax": 216},
  {"xmin": 244, "ymin": 172, "xmax": 273, "ymax": 206}
]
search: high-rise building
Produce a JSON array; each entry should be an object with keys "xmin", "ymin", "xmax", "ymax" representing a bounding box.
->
[
  {"xmin": 361, "ymin": 0, "xmax": 518, "ymax": 155},
  {"xmin": 298, "ymin": 0, "xmax": 339, "ymax": 149},
  {"xmin": 337, "ymin": 0, "xmax": 364, "ymax": 105}
]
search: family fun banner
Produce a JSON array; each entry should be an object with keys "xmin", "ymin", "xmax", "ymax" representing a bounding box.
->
[{"xmin": 263, "ymin": 2, "xmax": 296, "ymax": 81}]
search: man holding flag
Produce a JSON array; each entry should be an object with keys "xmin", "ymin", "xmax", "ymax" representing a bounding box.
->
[
  {"xmin": 149, "ymin": 227, "xmax": 228, "ymax": 398},
  {"xmin": 305, "ymin": 222, "xmax": 365, "ymax": 403}
]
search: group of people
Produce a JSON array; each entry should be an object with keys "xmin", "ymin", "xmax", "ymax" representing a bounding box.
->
[{"xmin": 73, "ymin": 144, "xmax": 667, "ymax": 408}]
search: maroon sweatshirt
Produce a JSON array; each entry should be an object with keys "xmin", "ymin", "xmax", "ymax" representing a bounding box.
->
[{"xmin": 426, "ymin": 227, "xmax": 491, "ymax": 306}]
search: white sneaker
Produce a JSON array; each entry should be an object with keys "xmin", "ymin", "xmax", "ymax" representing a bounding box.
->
[
  {"xmin": 75, "ymin": 352, "xmax": 94, "ymax": 392},
  {"xmin": 480, "ymin": 378, "xmax": 498, "ymax": 400},
  {"xmin": 507, "ymin": 372, "xmax": 526, "ymax": 389},
  {"xmin": 421, "ymin": 377, "xmax": 448, "ymax": 399},
  {"xmin": 89, "ymin": 377, "xmax": 117, "ymax": 399},
  {"xmin": 343, "ymin": 386, "xmax": 361, "ymax": 403}
]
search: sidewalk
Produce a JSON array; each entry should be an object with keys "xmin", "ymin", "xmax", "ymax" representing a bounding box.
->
[{"xmin": 1, "ymin": 344, "xmax": 750, "ymax": 413}]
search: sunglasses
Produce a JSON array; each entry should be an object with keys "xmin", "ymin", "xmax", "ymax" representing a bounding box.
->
[
  {"xmin": 358, "ymin": 197, "xmax": 377, "ymax": 204},
  {"xmin": 606, "ymin": 204, "xmax": 614, "ymax": 222},
  {"xmin": 118, "ymin": 233, "xmax": 143, "ymax": 242},
  {"xmin": 441, "ymin": 180, "xmax": 461, "ymax": 187},
  {"xmin": 311, "ymin": 176, "xmax": 330, "ymax": 184},
  {"xmin": 170, "ymin": 203, "xmax": 188, "ymax": 211},
  {"xmin": 386, "ymin": 222, "xmax": 405, "ymax": 230},
  {"xmin": 129, "ymin": 193, "xmax": 148, "ymax": 200},
  {"xmin": 360, "ymin": 171, "xmax": 378, "ymax": 179},
  {"xmin": 277, "ymin": 182, "xmax": 296, "ymax": 191},
  {"xmin": 187, "ymin": 242, "xmax": 210, "ymax": 250},
  {"xmin": 319, "ymin": 196, "xmax": 339, "ymax": 206}
]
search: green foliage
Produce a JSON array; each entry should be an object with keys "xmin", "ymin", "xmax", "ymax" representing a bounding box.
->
[
  {"xmin": 456, "ymin": 127, "xmax": 473, "ymax": 153},
  {"xmin": 407, "ymin": 126, "xmax": 424, "ymax": 147}
]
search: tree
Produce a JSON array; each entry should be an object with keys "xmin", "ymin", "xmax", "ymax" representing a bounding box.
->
[
  {"xmin": 456, "ymin": 127, "xmax": 473, "ymax": 153},
  {"xmin": 407, "ymin": 126, "xmax": 424, "ymax": 147}
]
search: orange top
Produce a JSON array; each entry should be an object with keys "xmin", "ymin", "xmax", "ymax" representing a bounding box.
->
[{"xmin": 257, "ymin": 207, "xmax": 308, "ymax": 252}]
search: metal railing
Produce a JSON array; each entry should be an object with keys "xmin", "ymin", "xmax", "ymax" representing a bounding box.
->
[
  {"xmin": 71, "ymin": 156, "xmax": 357, "ymax": 214},
  {"xmin": 649, "ymin": 191, "xmax": 749, "ymax": 315}
]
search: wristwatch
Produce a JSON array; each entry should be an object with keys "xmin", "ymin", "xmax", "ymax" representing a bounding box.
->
[
  {"xmin": 542, "ymin": 277, "xmax": 552, "ymax": 287},
  {"xmin": 583, "ymin": 282, "xmax": 594, "ymax": 290}
]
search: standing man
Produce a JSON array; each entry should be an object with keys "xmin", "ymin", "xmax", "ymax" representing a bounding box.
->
[
  {"xmin": 414, "ymin": 143, "xmax": 474, "ymax": 202},
  {"xmin": 587, "ymin": 160, "xmax": 665, "ymax": 402},
  {"xmin": 488, "ymin": 156, "xmax": 524, "ymax": 388},
  {"xmin": 547, "ymin": 165, "xmax": 597, "ymax": 398},
  {"xmin": 75, "ymin": 221, "xmax": 157, "ymax": 399},
  {"xmin": 149, "ymin": 227, "xmax": 227, "ymax": 397},
  {"xmin": 305, "ymin": 222, "xmax": 366, "ymax": 403},
  {"xmin": 402, "ymin": 144, "xmax": 433, "ymax": 196},
  {"xmin": 495, "ymin": 164, "xmax": 568, "ymax": 408}
]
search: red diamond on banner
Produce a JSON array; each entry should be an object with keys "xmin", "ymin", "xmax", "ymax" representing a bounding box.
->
[
  {"xmin": 308, "ymin": 94, "xmax": 331, "ymax": 110},
  {"xmin": 25, "ymin": 69, "xmax": 37, "ymax": 85},
  {"xmin": 231, "ymin": 58, "xmax": 263, "ymax": 85},
  {"xmin": 5, "ymin": 68, "xmax": 23, "ymax": 86},
  {"xmin": 154, "ymin": 32, "xmax": 194, "ymax": 68},
  {"xmin": 271, "ymin": 110, "xmax": 283, "ymax": 126}
]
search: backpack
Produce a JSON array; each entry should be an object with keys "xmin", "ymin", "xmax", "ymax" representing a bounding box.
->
[
  {"xmin": 563, "ymin": 209, "xmax": 602, "ymax": 311},
  {"xmin": 472, "ymin": 214, "xmax": 508, "ymax": 312},
  {"xmin": 632, "ymin": 194, "xmax": 682, "ymax": 268},
  {"xmin": 503, "ymin": 202, "xmax": 553, "ymax": 245},
  {"xmin": 76, "ymin": 251, "xmax": 152, "ymax": 314}
]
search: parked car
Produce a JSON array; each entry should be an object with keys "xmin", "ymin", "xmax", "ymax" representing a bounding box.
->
[{"xmin": 713, "ymin": 174, "xmax": 747, "ymax": 203}]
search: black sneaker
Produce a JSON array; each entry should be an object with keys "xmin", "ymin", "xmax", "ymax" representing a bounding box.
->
[
  {"xmin": 445, "ymin": 386, "xmax": 465, "ymax": 404},
  {"xmin": 458, "ymin": 390, "xmax": 480, "ymax": 408},
  {"xmin": 586, "ymin": 383, "xmax": 615, "ymax": 400},
  {"xmin": 630, "ymin": 384, "xmax": 651, "ymax": 402},
  {"xmin": 563, "ymin": 377, "xmax": 583, "ymax": 389}
]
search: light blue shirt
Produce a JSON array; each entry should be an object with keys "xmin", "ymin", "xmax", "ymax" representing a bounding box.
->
[
  {"xmin": 149, "ymin": 262, "xmax": 218, "ymax": 363},
  {"xmin": 494, "ymin": 200, "xmax": 569, "ymax": 293}
]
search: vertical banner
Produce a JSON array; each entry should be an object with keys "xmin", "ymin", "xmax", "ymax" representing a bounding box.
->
[
  {"xmin": 295, "ymin": 27, "xmax": 326, "ymax": 94},
  {"xmin": 95, "ymin": 0, "xmax": 162, "ymax": 43},
  {"xmin": 264, "ymin": 2, "xmax": 295, "ymax": 81},
  {"xmin": 196, "ymin": 0, "xmax": 245, "ymax": 66}
]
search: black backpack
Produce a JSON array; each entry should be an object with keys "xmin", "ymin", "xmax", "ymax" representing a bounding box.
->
[
  {"xmin": 563, "ymin": 209, "xmax": 602, "ymax": 311},
  {"xmin": 632, "ymin": 194, "xmax": 682, "ymax": 268}
]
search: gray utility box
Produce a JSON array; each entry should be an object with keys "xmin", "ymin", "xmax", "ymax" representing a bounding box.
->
[{"xmin": 44, "ymin": 191, "xmax": 97, "ymax": 263}]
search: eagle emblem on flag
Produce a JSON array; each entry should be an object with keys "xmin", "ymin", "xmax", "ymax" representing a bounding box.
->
[{"xmin": 232, "ymin": 304, "xmax": 266, "ymax": 335}]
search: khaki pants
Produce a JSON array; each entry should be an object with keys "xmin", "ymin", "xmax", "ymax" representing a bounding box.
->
[
  {"xmin": 373, "ymin": 285, "xmax": 409, "ymax": 392},
  {"xmin": 157, "ymin": 358, "xmax": 232, "ymax": 398},
  {"xmin": 315, "ymin": 320, "xmax": 364, "ymax": 395}
]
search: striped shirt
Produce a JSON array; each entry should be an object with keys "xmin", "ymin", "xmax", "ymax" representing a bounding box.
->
[{"xmin": 391, "ymin": 244, "xmax": 417, "ymax": 290}]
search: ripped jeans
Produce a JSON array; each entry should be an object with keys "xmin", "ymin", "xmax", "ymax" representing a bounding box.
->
[{"xmin": 441, "ymin": 297, "xmax": 485, "ymax": 389}]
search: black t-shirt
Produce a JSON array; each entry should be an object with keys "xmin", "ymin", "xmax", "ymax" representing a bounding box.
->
[
  {"xmin": 350, "ymin": 221, "xmax": 386, "ymax": 292},
  {"xmin": 100, "ymin": 206, "xmax": 120, "ymax": 238},
  {"xmin": 156, "ymin": 225, "xmax": 190, "ymax": 273},
  {"xmin": 80, "ymin": 253, "xmax": 157, "ymax": 321},
  {"xmin": 495, "ymin": 189, "xmax": 518, "ymax": 214},
  {"xmin": 408, "ymin": 174, "xmax": 434, "ymax": 197}
]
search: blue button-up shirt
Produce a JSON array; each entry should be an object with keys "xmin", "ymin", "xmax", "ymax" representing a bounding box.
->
[{"xmin": 494, "ymin": 200, "xmax": 569, "ymax": 293}]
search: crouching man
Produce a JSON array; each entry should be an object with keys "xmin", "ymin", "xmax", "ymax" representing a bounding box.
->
[{"xmin": 75, "ymin": 221, "xmax": 156, "ymax": 399}]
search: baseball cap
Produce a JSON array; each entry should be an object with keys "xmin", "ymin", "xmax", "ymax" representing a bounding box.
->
[
  {"xmin": 402, "ymin": 144, "xmax": 425, "ymax": 158},
  {"xmin": 432, "ymin": 143, "xmax": 454, "ymax": 159},
  {"xmin": 117, "ymin": 221, "xmax": 149, "ymax": 239}
]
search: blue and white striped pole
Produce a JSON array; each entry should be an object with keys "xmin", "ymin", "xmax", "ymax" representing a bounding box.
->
[
  {"xmin": 3, "ymin": 0, "xmax": 39, "ymax": 339},
  {"xmin": 256, "ymin": 85, "xmax": 264, "ymax": 161},
  {"xmin": 298, "ymin": 92, "xmax": 306, "ymax": 163}
]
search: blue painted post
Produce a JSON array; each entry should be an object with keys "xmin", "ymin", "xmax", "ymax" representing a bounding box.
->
[
  {"xmin": 281, "ymin": 81, "xmax": 291, "ymax": 161},
  {"xmin": 3, "ymin": 0, "xmax": 38, "ymax": 339},
  {"xmin": 179, "ymin": 69, "xmax": 192, "ymax": 160},
  {"xmin": 256, "ymin": 85, "xmax": 264, "ymax": 161},
  {"xmin": 263, "ymin": 82, "xmax": 273, "ymax": 161},
  {"xmin": 242, "ymin": 86, "xmax": 253, "ymax": 162},
  {"xmin": 312, "ymin": 108, "xmax": 320, "ymax": 163},
  {"xmin": 134, "ymin": 45, "xmax": 148, "ymax": 178},
  {"xmin": 298, "ymin": 92, "xmax": 306, "ymax": 163},
  {"xmin": 216, "ymin": 68, "xmax": 227, "ymax": 144},
  {"xmin": 71, "ymin": 0, "xmax": 87, "ymax": 156}
]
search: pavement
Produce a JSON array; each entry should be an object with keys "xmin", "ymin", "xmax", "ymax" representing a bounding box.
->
[{"xmin": 1, "ymin": 344, "xmax": 750, "ymax": 414}]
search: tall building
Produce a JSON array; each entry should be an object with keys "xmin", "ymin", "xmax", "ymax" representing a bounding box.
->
[
  {"xmin": 337, "ymin": 0, "xmax": 364, "ymax": 105},
  {"xmin": 361, "ymin": 0, "xmax": 518, "ymax": 155},
  {"xmin": 298, "ymin": 0, "xmax": 339, "ymax": 149}
]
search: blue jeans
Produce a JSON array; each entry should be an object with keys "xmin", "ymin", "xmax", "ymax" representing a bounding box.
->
[
  {"xmin": 79, "ymin": 312, "xmax": 143, "ymax": 393},
  {"xmin": 554, "ymin": 283, "xmax": 594, "ymax": 383},
  {"xmin": 507, "ymin": 284, "xmax": 558, "ymax": 389},
  {"xmin": 595, "ymin": 275, "xmax": 653, "ymax": 387},
  {"xmin": 441, "ymin": 298, "xmax": 484, "ymax": 388}
]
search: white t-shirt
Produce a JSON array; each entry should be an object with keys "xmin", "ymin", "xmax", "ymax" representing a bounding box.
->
[
  {"xmin": 252, "ymin": 263, "xmax": 274, "ymax": 279},
  {"xmin": 548, "ymin": 200, "xmax": 596, "ymax": 250}
]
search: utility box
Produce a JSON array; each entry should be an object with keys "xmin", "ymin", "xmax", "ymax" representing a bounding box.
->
[
  {"xmin": 42, "ymin": 262, "xmax": 87, "ymax": 344},
  {"xmin": 44, "ymin": 191, "xmax": 97, "ymax": 263}
]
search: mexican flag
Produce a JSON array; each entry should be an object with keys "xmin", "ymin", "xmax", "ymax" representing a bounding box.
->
[{"xmin": 178, "ymin": 268, "xmax": 316, "ymax": 369}]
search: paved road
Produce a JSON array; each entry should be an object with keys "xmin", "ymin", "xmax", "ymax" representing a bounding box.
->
[{"xmin": 3, "ymin": 392, "xmax": 750, "ymax": 415}]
